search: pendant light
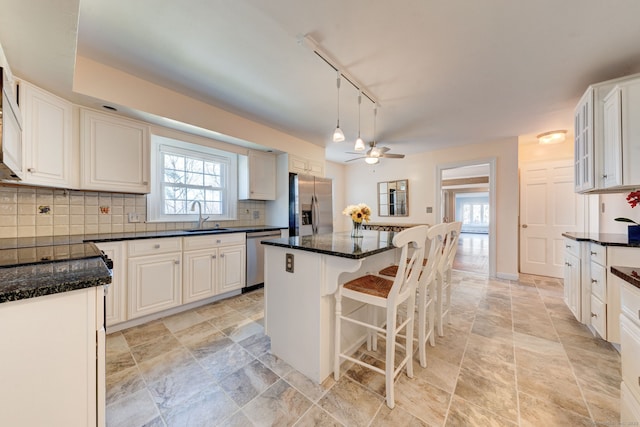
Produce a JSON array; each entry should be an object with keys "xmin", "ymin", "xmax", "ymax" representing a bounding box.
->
[
  {"xmin": 354, "ymin": 92, "xmax": 366, "ymax": 151},
  {"xmin": 332, "ymin": 71, "xmax": 345, "ymax": 142},
  {"xmin": 365, "ymin": 105, "xmax": 380, "ymax": 164}
]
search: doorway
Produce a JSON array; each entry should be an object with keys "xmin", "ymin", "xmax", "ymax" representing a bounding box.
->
[{"xmin": 436, "ymin": 159, "xmax": 496, "ymax": 277}]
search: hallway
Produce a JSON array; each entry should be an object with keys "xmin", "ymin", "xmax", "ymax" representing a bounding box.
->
[{"xmin": 453, "ymin": 232, "xmax": 489, "ymax": 275}]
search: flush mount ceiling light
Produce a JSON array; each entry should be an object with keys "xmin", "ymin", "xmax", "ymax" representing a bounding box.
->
[
  {"xmin": 365, "ymin": 156, "xmax": 380, "ymax": 165},
  {"xmin": 332, "ymin": 71, "xmax": 345, "ymax": 142},
  {"xmin": 537, "ymin": 130, "xmax": 567, "ymax": 145},
  {"xmin": 354, "ymin": 92, "xmax": 365, "ymax": 151}
]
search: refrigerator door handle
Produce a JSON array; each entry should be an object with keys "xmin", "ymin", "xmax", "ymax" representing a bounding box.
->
[{"xmin": 311, "ymin": 194, "xmax": 319, "ymax": 234}]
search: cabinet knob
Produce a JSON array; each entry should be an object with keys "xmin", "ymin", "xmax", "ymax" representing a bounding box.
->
[
  {"xmin": 174, "ymin": 260, "xmax": 180, "ymax": 265},
  {"xmin": 220, "ymin": 254, "xmax": 225, "ymax": 258},
  {"xmin": 27, "ymin": 168, "xmax": 35, "ymax": 173},
  {"xmin": 591, "ymin": 312, "xmax": 598, "ymax": 318},
  {"xmin": 521, "ymin": 224, "xmax": 528, "ymax": 228},
  {"xmin": 602, "ymin": 174, "xmax": 608, "ymax": 179},
  {"xmin": 565, "ymin": 262, "xmax": 571, "ymax": 266},
  {"xmin": 565, "ymin": 245, "xmax": 571, "ymax": 248},
  {"xmin": 212, "ymin": 255, "xmax": 217, "ymax": 259},
  {"xmin": 143, "ymin": 181, "xmax": 149, "ymax": 185},
  {"xmin": 591, "ymin": 279, "xmax": 598, "ymax": 283},
  {"xmin": 216, "ymin": 239, "xmax": 221, "ymax": 244},
  {"xmin": 154, "ymin": 244, "xmax": 160, "ymax": 249}
]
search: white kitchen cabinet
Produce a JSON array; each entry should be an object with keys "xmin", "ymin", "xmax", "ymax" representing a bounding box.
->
[
  {"xmin": 574, "ymin": 88, "xmax": 594, "ymax": 192},
  {"xmin": 127, "ymin": 238, "xmax": 182, "ymax": 319},
  {"xmin": 80, "ymin": 108, "xmax": 150, "ymax": 193},
  {"xmin": 601, "ymin": 79, "xmax": 640, "ymax": 190},
  {"xmin": 0, "ymin": 286, "xmax": 105, "ymax": 427},
  {"xmin": 563, "ymin": 240, "xmax": 581, "ymax": 321},
  {"xmin": 588, "ymin": 242, "xmax": 607, "ymax": 337},
  {"xmin": 289, "ymin": 154, "xmax": 324, "ymax": 177},
  {"xmin": 183, "ymin": 233, "xmax": 246, "ymax": 302},
  {"xmin": 96, "ymin": 241, "xmax": 127, "ymax": 327},
  {"xmin": 20, "ymin": 80, "xmax": 75, "ymax": 188},
  {"xmin": 621, "ymin": 280, "xmax": 640, "ymax": 424},
  {"xmin": 239, "ymin": 150, "xmax": 276, "ymax": 200}
]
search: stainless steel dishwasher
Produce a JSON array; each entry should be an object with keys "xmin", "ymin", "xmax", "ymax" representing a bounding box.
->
[{"xmin": 246, "ymin": 230, "xmax": 281, "ymax": 291}]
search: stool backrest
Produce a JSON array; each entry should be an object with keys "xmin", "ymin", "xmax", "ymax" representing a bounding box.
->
[
  {"xmin": 441, "ymin": 221, "xmax": 462, "ymax": 272},
  {"xmin": 419, "ymin": 223, "xmax": 448, "ymax": 290},
  {"xmin": 390, "ymin": 225, "xmax": 429, "ymax": 302}
]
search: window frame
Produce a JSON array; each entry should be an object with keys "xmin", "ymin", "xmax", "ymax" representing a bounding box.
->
[{"xmin": 147, "ymin": 135, "xmax": 238, "ymax": 222}]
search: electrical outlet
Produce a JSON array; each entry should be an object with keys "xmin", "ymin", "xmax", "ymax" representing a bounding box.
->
[
  {"xmin": 128, "ymin": 212, "xmax": 141, "ymax": 223},
  {"xmin": 426, "ymin": 206, "xmax": 433, "ymax": 213},
  {"xmin": 253, "ymin": 210, "xmax": 260, "ymax": 219}
]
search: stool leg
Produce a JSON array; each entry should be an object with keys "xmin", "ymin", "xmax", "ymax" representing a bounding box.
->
[
  {"xmin": 371, "ymin": 306, "xmax": 378, "ymax": 352},
  {"xmin": 406, "ymin": 298, "xmax": 415, "ymax": 379},
  {"xmin": 436, "ymin": 273, "xmax": 445, "ymax": 337},
  {"xmin": 334, "ymin": 293, "xmax": 342, "ymax": 381},
  {"xmin": 385, "ymin": 308, "xmax": 397, "ymax": 409},
  {"xmin": 417, "ymin": 290, "xmax": 427, "ymax": 368}
]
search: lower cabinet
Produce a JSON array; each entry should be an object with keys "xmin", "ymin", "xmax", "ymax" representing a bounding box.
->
[
  {"xmin": 96, "ymin": 241, "xmax": 127, "ymax": 327},
  {"xmin": 0, "ymin": 287, "xmax": 105, "ymax": 427},
  {"xmin": 218, "ymin": 244, "xmax": 246, "ymax": 294},
  {"xmin": 621, "ymin": 281, "xmax": 640, "ymax": 424},
  {"xmin": 127, "ymin": 238, "xmax": 182, "ymax": 320},
  {"xmin": 563, "ymin": 239, "xmax": 582, "ymax": 321}
]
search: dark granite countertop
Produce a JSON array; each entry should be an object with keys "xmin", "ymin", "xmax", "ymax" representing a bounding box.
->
[
  {"xmin": 262, "ymin": 230, "xmax": 397, "ymax": 259},
  {"xmin": 562, "ymin": 232, "xmax": 640, "ymax": 247},
  {"xmin": 0, "ymin": 257, "xmax": 112, "ymax": 303},
  {"xmin": 611, "ymin": 266, "xmax": 640, "ymax": 290}
]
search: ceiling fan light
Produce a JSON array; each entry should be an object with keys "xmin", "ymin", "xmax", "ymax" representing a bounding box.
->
[
  {"xmin": 333, "ymin": 125, "xmax": 345, "ymax": 142},
  {"xmin": 354, "ymin": 137, "xmax": 365, "ymax": 151},
  {"xmin": 365, "ymin": 157, "xmax": 380, "ymax": 165},
  {"xmin": 537, "ymin": 130, "xmax": 566, "ymax": 145}
]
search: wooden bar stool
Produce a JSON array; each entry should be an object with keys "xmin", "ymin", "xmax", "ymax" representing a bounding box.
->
[
  {"xmin": 436, "ymin": 221, "xmax": 462, "ymax": 336},
  {"xmin": 333, "ymin": 225, "xmax": 429, "ymax": 409},
  {"xmin": 378, "ymin": 223, "xmax": 447, "ymax": 368}
]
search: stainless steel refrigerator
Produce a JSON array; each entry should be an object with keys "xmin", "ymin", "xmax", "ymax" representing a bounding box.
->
[{"xmin": 289, "ymin": 173, "xmax": 333, "ymax": 236}]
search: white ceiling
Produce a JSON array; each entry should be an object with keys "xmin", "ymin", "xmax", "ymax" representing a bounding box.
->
[{"xmin": 2, "ymin": 0, "xmax": 640, "ymax": 163}]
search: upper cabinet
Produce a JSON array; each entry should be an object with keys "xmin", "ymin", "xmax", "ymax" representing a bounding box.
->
[
  {"xmin": 20, "ymin": 81, "xmax": 75, "ymax": 188},
  {"xmin": 80, "ymin": 108, "xmax": 150, "ymax": 193},
  {"xmin": 289, "ymin": 154, "xmax": 324, "ymax": 177},
  {"xmin": 574, "ymin": 73, "xmax": 640, "ymax": 193},
  {"xmin": 602, "ymin": 79, "xmax": 640, "ymax": 190},
  {"xmin": 239, "ymin": 150, "xmax": 276, "ymax": 200}
]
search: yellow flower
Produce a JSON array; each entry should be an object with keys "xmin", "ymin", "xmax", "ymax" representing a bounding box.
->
[{"xmin": 343, "ymin": 203, "xmax": 371, "ymax": 224}]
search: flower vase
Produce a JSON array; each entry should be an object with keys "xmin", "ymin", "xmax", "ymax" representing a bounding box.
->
[
  {"xmin": 629, "ymin": 225, "xmax": 640, "ymax": 243},
  {"xmin": 351, "ymin": 220, "xmax": 363, "ymax": 238}
]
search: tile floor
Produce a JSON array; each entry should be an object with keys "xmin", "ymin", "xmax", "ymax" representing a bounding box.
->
[{"xmin": 105, "ymin": 272, "xmax": 621, "ymax": 426}]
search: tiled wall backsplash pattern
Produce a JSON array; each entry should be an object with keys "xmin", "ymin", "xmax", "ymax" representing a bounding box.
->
[{"xmin": 0, "ymin": 185, "xmax": 266, "ymax": 238}]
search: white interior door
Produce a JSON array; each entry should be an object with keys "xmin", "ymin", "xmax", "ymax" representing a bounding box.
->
[{"xmin": 520, "ymin": 159, "xmax": 584, "ymax": 278}]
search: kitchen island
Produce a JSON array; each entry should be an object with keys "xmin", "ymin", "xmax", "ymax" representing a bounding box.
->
[{"xmin": 262, "ymin": 230, "xmax": 400, "ymax": 383}]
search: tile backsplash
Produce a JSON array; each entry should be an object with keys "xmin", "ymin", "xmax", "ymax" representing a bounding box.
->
[{"xmin": 0, "ymin": 184, "xmax": 266, "ymax": 238}]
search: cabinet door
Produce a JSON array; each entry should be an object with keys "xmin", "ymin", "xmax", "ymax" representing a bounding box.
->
[
  {"xmin": 96, "ymin": 241, "xmax": 126, "ymax": 327},
  {"xmin": 218, "ymin": 245, "xmax": 245, "ymax": 294},
  {"xmin": 80, "ymin": 109, "xmax": 150, "ymax": 193},
  {"xmin": 288, "ymin": 155, "xmax": 307, "ymax": 174},
  {"xmin": 248, "ymin": 151, "xmax": 276, "ymax": 200},
  {"xmin": 574, "ymin": 90, "xmax": 594, "ymax": 192},
  {"xmin": 602, "ymin": 88, "xmax": 622, "ymax": 188},
  {"xmin": 21, "ymin": 82, "xmax": 74, "ymax": 187},
  {"xmin": 128, "ymin": 253, "xmax": 181, "ymax": 319},
  {"xmin": 563, "ymin": 252, "xmax": 581, "ymax": 321},
  {"xmin": 307, "ymin": 159, "xmax": 324, "ymax": 177},
  {"xmin": 183, "ymin": 249, "xmax": 218, "ymax": 303}
]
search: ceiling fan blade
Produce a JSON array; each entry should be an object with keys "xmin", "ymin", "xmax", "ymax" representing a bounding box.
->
[
  {"xmin": 377, "ymin": 146, "xmax": 391, "ymax": 153},
  {"xmin": 381, "ymin": 153, "xmax": 405, "ymax": 159},
  {"xmin": 345, "ymin": 157, "xmax": 366, "ymax": 162}
]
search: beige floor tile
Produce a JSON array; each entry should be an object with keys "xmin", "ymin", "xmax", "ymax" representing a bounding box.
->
[
  {"xmin": 243, "ymin": 379, "xmax": 313, "ymax": 426},
  {"xmin": 106, "ymin": 388, "xmax": 160, "ymax": 427},
  {"xmin": 318, "ymin": 378, "xmax": 383, "ymax": 427},
  {"xmin": 394, "ymin": 374, "xmax": 451, "ymax": 425},
  {"xmin": 121, "ymin": 320, "xmax": 171, "ymax": 347},
  {"xmin": 454, "ymin": 368, "xmax": 518, "ymax": 422},
  {"xmin": 518, "ymin": 391, "xmax": 595, "ymax": 427},
  {"xmin": 161, "ymin": 309, "xmax": 207, "ymax": 333},
  {"xmin": 293, "ymin": 405, "xmax": 344, "ymax": 427},
  {"xmin": 445, "ymin": 395, "xmax": 517, "ymax": 427},
  {"xmin": 371, "ymin": 404, "xmax": 428, "ymax": 426}
]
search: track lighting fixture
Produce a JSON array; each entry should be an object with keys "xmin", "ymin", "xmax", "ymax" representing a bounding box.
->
[
  {"xmin": 332, "ymin": 71, "xmax": 345, "ymax": 142},
  {"xmin": 354, "ymin": 92, "xmax": 365, "ymax": 151}
]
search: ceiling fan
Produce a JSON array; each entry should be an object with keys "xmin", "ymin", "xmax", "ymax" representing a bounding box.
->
[{"xmin": 346, "ymin": 141, "xmax": 405, "ymax": 164}]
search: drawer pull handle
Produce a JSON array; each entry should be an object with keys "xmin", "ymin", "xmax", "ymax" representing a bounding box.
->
[
  {"xmin": 590, "ymin": 251, "xmax": 597, "ymax": 255},
  {"xmin": 565, "ymin": 262, "xmax": 572, "ymax": 267},
  {"xmin": 27, "ymin": 168, "xmax": 35, "ymax": 173},
  {"xmin": 565, "ymin": 245, "xmax": 571, "ymax": 248},
  {"xmin": 591, "ymin": 279, "xmax": 598, "ymax": 283},
  {"xmin": 591, "ymin": 312, "xmax": 598, "ymax": 318}
]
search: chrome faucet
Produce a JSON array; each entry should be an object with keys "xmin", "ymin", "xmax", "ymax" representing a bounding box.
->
[{"xmin": 190, "ymin": 201, "xmax": 209, "ymax": 229}]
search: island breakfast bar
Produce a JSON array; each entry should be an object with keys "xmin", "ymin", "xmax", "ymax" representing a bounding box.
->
[{"xmin": 262, "ymin": 230, "xmax": 400, "ymax": 383}]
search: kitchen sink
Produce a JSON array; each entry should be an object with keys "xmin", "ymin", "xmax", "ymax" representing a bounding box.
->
[{"xmin": 184, "ymin": 228, "xmax": 229, "ymax": 233}]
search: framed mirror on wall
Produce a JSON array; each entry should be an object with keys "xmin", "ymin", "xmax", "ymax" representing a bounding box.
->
[{"xmin": 378, "ymin": 179, "xmax": 409, "ymax": 216}]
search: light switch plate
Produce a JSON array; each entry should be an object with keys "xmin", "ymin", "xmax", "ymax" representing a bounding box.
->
[{"xmin": 285, "ymin": 253, "xmax": 294, "ymax": 273}]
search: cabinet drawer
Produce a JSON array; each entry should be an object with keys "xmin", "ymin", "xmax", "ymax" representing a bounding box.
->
[
  {"xmin": 128, "ymin": 237, "xmax": 182, "ymax": 257},
  {"xmin": 183, "ymin": 233, "xmax": 245, "ymax": 251},
  {"xmin": 590, "ymin": 295, "xmax": 606, "ymax": 338},
  {"xmin": 622, "ymin": 281, "xmax": 640, "ymax": 328},
  {"xmin": 590, "ymin": 261, "xmax": 606, "ymax": 301},
  {"xmin": 564, "ymin": 239, "xmax": 580, "ymax": 257},
  {"xmin": 621, "ymin": 315, "xmax": 640, "ymax": 403},
  {"xmin": 588, "ymin": 243, "xmax": 606, "ymax": 265}
]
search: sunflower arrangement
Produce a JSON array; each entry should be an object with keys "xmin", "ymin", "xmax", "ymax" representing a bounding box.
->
[{"xmin": 342, "ymin": 203, "xmax": 372, "ymax": 224}]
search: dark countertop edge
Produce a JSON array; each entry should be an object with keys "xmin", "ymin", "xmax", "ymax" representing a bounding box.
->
[
  {"xmin": 611, "ymin": 266, "xmax": 640, "ymax": 290},
  {"xmin": 84, "ymin": 225, "xmax": 286, "ymax": 243},
  {"xmin": 261, "ymin": 240, "xmax": 392, "ymax": 260},
  {"xmin": 0, "ymin": 259, "xmax": 112, "ymax": 304},
  {"xmin": 562, "ymin": 232, "xmax": 640, "ymax": 247}
]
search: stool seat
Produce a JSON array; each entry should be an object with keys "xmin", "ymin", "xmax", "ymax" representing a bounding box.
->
[
  {"xmin": 344, "ymin": 275, "xmax": 393, "ymax": 298},
  {"xmin": 379, "ymin": 258, "xmax": 427, "ymax": 278}
]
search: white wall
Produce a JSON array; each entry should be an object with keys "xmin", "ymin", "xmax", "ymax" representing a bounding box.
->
[
  {"xmin": 344, "ymin": 137, "xmax": 519, "ymax": 278},
  {"xmin": 324, "ymin": 161, "xmax": 348, "ymax": 231},
  {"xmin": 599, "ymin": 192, "xmax": 640, "ymax": 233}
]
